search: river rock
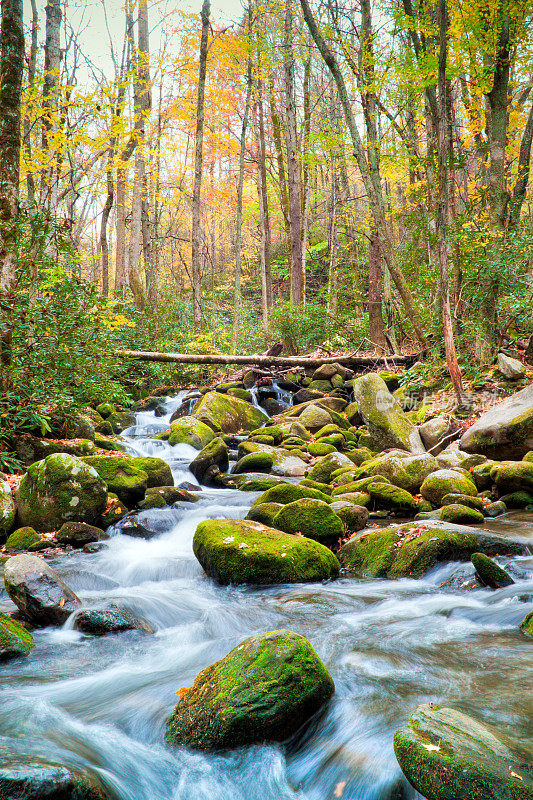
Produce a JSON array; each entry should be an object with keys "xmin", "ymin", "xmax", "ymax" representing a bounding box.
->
[
  {"xmin": 520, "ymin": 610, "xmax": 533, "ymax": 636},
  {"xmin": 338, "ymin": 520, "xmax": 527, "ymax": 579},
  {"xmin": 330, "ymin": 501, "xmax": 369, "ymax": 532},
  {"xmin": 393, "ymin": 703, "xmax": 533, "ymax": 800},
  {"xmin": 438, "ymin": 503, "xmax": 484, "ymax": 524},
  {"xmin": 6, "ymin": 526, "xmax": 41, "ymax": 551},
  {"xmin": 166, "ymin": 629, "xmax": 334, "ymax": 750},
  {"xmin": 307, "ymin": 452, "xmax": 356, "ymax": 484},
  {"xmin": 0, "ymin": 762, "xmax": 111, "ymax": 800},
  {"xmin": 192, "ymin": 391, "xmax": 265, "ymax": 433},
  {"xmin": 471, "ymin": 552, "xmax": 514, "ymax": 588},
  {"xmin": 246, "ymin": 502, "xmax": 284, "ymax": 526},
  {"xmin": 420, "ymin": 469, "xmax": 478, "ymax": 506},
  {"xmin": 497, "ymin": 352, "xmax": 526, "ymax": 380},
  {"xmin": 353, "ymin": 451, "xmax": 438, "ymax": 493},
  {"xmin": 460, "ymin": 382, "xmax": 533, "ymax": 459},
  {"xmin": 163, "ymin": 416, "xmax": 215, "ymax": 449},
  {"xmin": 56, "ymin": 521, "xmax": 107, "ymax": 547},
  {"xmin": 233, "ymin": 451, "xmax": 274, "ymax": 474},
  {"xmin": 368, "ymin": 482, "xmax": 417, "ymax": 512},
  {"xmin": 0, "ymin": 479, "xmax": 15, "ymax": 540},
  {"xmin": 193, "ymin": 519, "xmax": 339, "ymax": 585},
  {"xmin": 0, "ymin": 614, "xmax": 33, "ymax": 660},
  {"xmin": 352, "ymin": 373, "xmax": 425, "ymax": 453},
  {"xmin": 418, "ymin": 416, "xmax": 451, "ymax": 450},
  {"xmin": 13, "ymin": 434, "xmax": 97, "ymax": 466},
  {"xmin": 298, "ymin": 404, "xmax": 332, "ymax": 431},
  {"xmin": 273, "ymin": 498, "xmax": 344, "ymax": 546},
  {"xmin": 189, "ymin": 437, "xmax": 229, "ymax": 484},
  {"xmin": 72, "ymin": 603, "xmax": 154, "ymax": 635},
  {"xmin": 128, "ymin": 456, "xmax": 172, "ymax": 488},
  {"xmin": 237, "ymin": 441, "xmax": 307, "ymax": 477},
  {"xmin": 4, "ymin": 554, "xmax": 81, "ymax": 625},
  {"xmin": 139, "ymin": 485, "xmax": 198, "ymax": 509},
  {"xmin": 46, "ymin": 408, "xmax": 95, "ymax": 440},
  {"xmin": 490, "ymin": 461, "xmax": 533, "ymax": 493},
  {"xmin": 253, "ymin": 482, "xmax": 332, "ymax": 506},
  {"xmin": 15, "ymin": 454, "xmax": 107, "ymax": 532}
]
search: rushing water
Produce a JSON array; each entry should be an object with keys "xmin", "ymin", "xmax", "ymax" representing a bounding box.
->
[{"xmin": 1, "ymin": 395, "xmax": 532, "ymax": 800}]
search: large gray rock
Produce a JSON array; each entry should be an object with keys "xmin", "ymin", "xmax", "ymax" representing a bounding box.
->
[
  {"xmin": 419, "ymin": 416, "xmax": 450, "ymax": 450},
  {"xmin": 352, "ymin": 373, "xmax": 425, "ymax": 453},
  {"xmin": 72, "ymin": 604, "xmax": 154, "ymax": 635},
  {"xmin": 0, "ymin": 762, "xmax": 110, "ymax": 799},
  {"xmin": 394, "ymin": 703, "xmax": 533, "ymax": 799},
  {"xmin": 4, "ymin": 554, "xmax": 81, "ymax": 626},
  {"xmin": 497, "ymin": 352, "xmax": 526, "ymax": 380},
  {"xmin": 460, "ymin": 382, "xmax": 533, "ymax": 459}
]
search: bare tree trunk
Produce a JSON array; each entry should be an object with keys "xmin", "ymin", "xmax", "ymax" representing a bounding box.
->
[
  {"xmin": 300, "ymin": 0, "xmax": 427, "ymax": 346},
  {"xmin": 269, "ymin": 77, "xmax": 292, "ymax": 282},
  {"xmin": 283, "ymin": 0, "xmax": 303, "ymax": 305},
  {"xmin": 0, "ymin": 0, "xmax": 24, "ymax": 390},
  {"xmin": 191, "ymin": 0, "xmax": 210, "ymax": 331},
  {"xmin": 437, "ymin": 0, "xmax": 462, "ymax": 401},
  {"xmin": 40, "ymin": 0, "xmax": 61, "ymax": 217},
  {"xmin": 256, "ymin": 76, "xmax": 272, "ymax": 327},
  {"xmin": 301, "ymin": 43, "xmax": 311, "ymax": 304},
  {"xmin": 100, "ymin": 152, "xmax": 113, "ymax": 296},
  {"xmin": 232, "ymin": 48, "xmax": 252, "ymax": 353},
  {"xmin": 23, "ymin": 0, "xmax": 37, "ymax": 206}
]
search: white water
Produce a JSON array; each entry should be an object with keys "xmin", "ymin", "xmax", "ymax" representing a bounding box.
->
[{"xmin": 0, "ymin": 395, "xmax": 532, "ymax": 799}]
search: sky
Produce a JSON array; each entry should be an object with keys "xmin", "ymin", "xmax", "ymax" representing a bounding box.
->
[{"xmin": 23, "ymin": 0, "xmax": 246, "ymax": 78}]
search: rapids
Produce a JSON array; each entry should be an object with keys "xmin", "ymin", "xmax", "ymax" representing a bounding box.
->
[{"xmin": 0, "ymin": 393, "xmax": 532, "ymax": 799}]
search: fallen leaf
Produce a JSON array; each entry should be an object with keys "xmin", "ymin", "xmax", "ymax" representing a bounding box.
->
[
  {"xmin": 59, "ymin": 598, "xmax": 65, "ymax": 608},
  {"xmin": 176, "ymin": 687, "xmax": 190, "ymax": 698},
  {"xmin": 334, "ymin": 781, "xmax": 346, "ymax": 797},
  {"xmin": 509, "ymin": 767, "xmax": 523, "ymax": 781}
]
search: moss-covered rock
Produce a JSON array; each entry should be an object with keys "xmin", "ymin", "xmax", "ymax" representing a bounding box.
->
[
  {"xmin": 317, "ymin": 433, "xmax": 344, "ymax": 449},
  {"xmin": 490, "ymin": 461, "xmax": 533, "ymax": 493},
  {"xmin": 0, "ymin": 479, "xmax": 15, "ymax": 540},
  {"xmin": 329, "ymin": 501, "xmax": 368, "ymax": 533},
  {"xmin": 338, "ymin": 520, "xmax": 525, "ymax": 578},
  {"xmin": 105, "ymin": 409, "xmax": 136, "ymax": 434},
  {"xmin": 189, "ymin": 437, "xmax": 229, "ymax": 485},
  {"xmin": 165, "ymin": 416, "xmax": 215, "ymax": 449},
  {"xmin": 352, "ymin": 373, "xmax": 425, "ymax": 453},
  {"xmin": 300, "ymin": 478, "xmax": 333, "ymax": 495},
  {"xmin": 0, "ymin": 762, "xmax": 111, "ymax": 799},
  {"xmin": 460, "ymin": 382, "xmax": 533, "ymax": 460},
  {"xmin": 193, "ymin": 519, "xmax": 340, "ymax": 585},
  {"xmin": 0, "ymin": 613, "xmax": 33, "ymax": 660},
  {"xmin": 307, "ymin": 452, "xmax": 355, "ymax": 484},
  {"xmin": 520, "ymin": 610, "xmax": 533, "ymax": 637},
  {"xmin": 254, "ymin": 483, "xmax": 332, "ymax": 507},
  {"xmin": 439, "ymin": 503, "xmax": 484, "ymax": 525},
  {"xmin": 233, "ymin": 452, "xmax": 274, "ymax": 474},
  {"xmin": 470, "ymin": 459, "xmax": 499, "ymax": 490},
  {"xmin": 192, "ymin": 391, "xmax": 265, "ymax": 433},
  {"xmin": 16, "ymin": 454, "xmax": 107, "ymax": 532},
  {"xmin": 332, "ymin": 491, "xmax": 371, "ymax": 507},
  {"xmin": 56, "ymin": 521, "xmax": 107, "ymax": 547},
  {"xmin": 308, "ymin": 442, "xmax": 336, "ymax": 456},
  {"xmin": 166, "ymin": 629, "xmax": 334, "ymax": 750},
  {"xmin": 297, "ymin": 404, "xmax": 333, "ymax": 431},
  {"xmin": 273, "ymin": 498, "xmax": 344, "ymax": 546},
  {"xmin": 138, "ymin": 486, "xmax": 198, "ymax": 509},
  {"xmin": 441, "ymin": 493, "xmax": 484, "ymax": 510},
  {"xmin": 393, "ymin": 703, "xmax": 533, "ymax": 800},
  {"xmin": 353, "ymin": 451, "xmax": 438, "ymax": 494},
  {"xmin": 498, "ymin": 491, "xmax": 533, "ymax": 508},
  {"xmin": 46, "ymin": 408, "xmax": 95, "ymax": 440},
  {"xmin": 13, "ymin": 434, "xmax": 97, "ymax": 466},
  {"xmin": 95, "ymin": 402, "xmax": 116, "ymax": 418},
  {"xmin": 229, "ymin": 475, "xmax": 287, "ymax": 492},
  {"xmin": 93, "ymin": 432, "xmax": 127, "ymax": 453},
  {"xmin": 6, "ymin": 526, "xmax": 41, "ymax": 551},
  {"xmin": 484, "ymin": 500, "xmax": 507, "ymax": 517},
  {"xmin": 100, "ymin": 495, "xmax": 128, "ymax": 526},
  {"xmin": 237, "ymin": 442, "xmax": 307, "ymax": 477},
  {"xmin": 130, "ymin": 456, "xmax": 173, "ymax": 487},
  {"xmin": 308, "ymin": 379, "xmax": 333, "ymax": 393},
  {"xmin": 248, "ymin": 425, "xmax": 283, "ymax": 444},
  {"xmin": 420, "ymin": 469, "xmax": 477, "ymax": 506},
  {"xmin": 471, "ymin": 552, "xmax": 514, "ymax": 588},
  {"xmin": 368, "ymin": 482, "xmax": 417, "ymax": 512},
  {"xmin": 246, "ymin": 502, "xmax": 284, "ymax": 526},
  {"xmin": 81, "ymin": 455, "xmax": 147, "ymax": 505}
]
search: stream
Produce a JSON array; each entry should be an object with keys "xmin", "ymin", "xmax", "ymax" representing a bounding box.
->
[{"xmin": 1, "ymin": 392, "xmax": 532, "ymax": 800}]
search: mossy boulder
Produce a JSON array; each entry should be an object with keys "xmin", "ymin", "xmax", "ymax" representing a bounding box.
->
[
  {"xmin": 56, "ymin": 521, "xmax": 107, "ymax": 547},
  {"xmin": 471, "ymin": 552, "xmax": 514, "ymax": 588},
  {"xmin": 236, "ymin": 442, "xmax": 307, "ymax": 477},
  {"xmin": 352, "ymin": 373, "xmax": 425, "ymax": 453},
  {"xmin": 93, "ymin": 432, "xmax": 127, "ymax": 453},
  {"xmin": 298, "ymin": 404, "xmax": 332, "ymax": 431},
  {"xmin": 166, "ymin": 416, "xmax": 215, "ymax": 449},
  {"xmin": 81, "ymin": 455, "xmax": 147, "ymax": 505},
  {"xmin": 0, "ymin": 613, "xmax": 33, "ymax": 660},
  {"xmin": 368, "ymin": 482, "xmax": 417, "ymax": 512},
  {"xmin": 6, "ymin": 527, "xmax": 41, "ymax": 551},
  {"xmin": 420, "ymin": 469, "xmax": 477, "ymax": 506},
  {"xmin": 307, "ymin": 452, "xmax": 355, "ymax": 484},
  {"xmin": 0, "ymin": 479, "xmax": 15, "ymax": 540},
  {"xmin": 460, "ymin": 382, "xmax": 533, "ymax": 459},
  {"xmin": 4, "ymin": 554, "xmax": 81, "ymax": 625},
  {"xmin": 329, "ymin": 501, "xmax": 369, "ymax": 533},
  {"xmin": 441, "ymin": 493, "xmax": 484, "ymax": 510},
  {"xmin": 254, "ymin": 483, "xmax": 332, "ymax": 507},
  {"xmin": 233, "ymin": 452, "xmax": 274, "ymax": 474},
  {"xmin": 230, "ymin": 475, "xmax": 287, "ymax": 492},
  {"xmin": 189, "ymin": 437, "xmax": 229, "ymax": 484},
  {"xmin": 439, "ymin": 503, "xmax": 484, "ymax": 525},
  {"xmin": 308, "ymin": 442, "xmax": 336, "ymax": 456},
  {"xmin": 13, "ymin": 434, "xmax": 97, "ymax": 466},
  {"xmin": 393, "ymin": 703, "xmax": 533, "ymax": 800},
  {"xmin": 490, "ymin": 461, "xmax": 533, "ymax": 493},
  {"xmin": 246, "ymin": 502, "xmax": 283, "ymax": 526},
  {"xmin": 193, "ymin": 519, "xmax": 340, "ymax": 585},
  {"xmin": 520, "ymin": 611, "xmax": 533, "ymax": 637},
  {"xmin": 95, "ymin": 402, "xmax": 115, "ymax": 418},
  {"xmin": 138, "ymin": 486, "xmax": 198, "ymax": 509},
  {"xmin": 354, "ymin": 451, "xmax": 437, "ymax": 494},
  {"xmin": 16, "ymin": 454, "xmax": 107, "ymax": 532},
  {"xmin": 166, "ymin": 629, "xmax": 334, "ymax": 750},
  {"xmin": 470, "ymin": 460, "xmax": 499, "ymax": 490},
  {"xmin": 130, "ymin": 456, "xmax": 173, "ymax": 487},
  {"xmin": 192, "ymin": 391, "xmax": 265, "ymax": 433},
  {"xmin": 499, "ymin": 491, "xmax": 533, "ymax": 508},
  {"xmin": 0, "ymin": 762, "xmax": 111, "ymax": 799},
  {"xmin": 273, "ymin": 498, "xmax": 344, "ymax": 546},
  {"xmin": 249, "ymin": 425, "xmax": 283, "ymax": 444},
  {"xmin": 338, "ymin": 520, "xmax": 525, "ymax": 579},
  {"xmin": 333, "ymin": 491, "xmax": 371, "ymax": 507},
  {"xmin": 46, "ymin": 408, "xmax": 95, "ymax": 440},
  {"xmin": 100, "ymin": 495, "xmax": 128, "ymax": 526},
  {"xmin": 300, "ymin": 478, "xmax": 333, "ymax": 495},
  {"xmin": 105, "ymin": 409, "xmax": 136, "ymax": 434}
]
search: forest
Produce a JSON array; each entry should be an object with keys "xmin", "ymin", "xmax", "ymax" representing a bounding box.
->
[{"xmin": 0, "ymin": 0, "xmax": 532, "ymax": 798}]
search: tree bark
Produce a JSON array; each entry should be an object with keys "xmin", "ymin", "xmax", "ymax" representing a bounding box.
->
[
  {"xmin": 256, "ymin": 76, "xmax": 272, "ymax": 327},
  {"xmin": 0, "ymin": 0, "xmax": 24, "ymax": 390},
  {"xmin": 40, "ymin": 0, "xmax": 61, "ymax": 217},
  {"xmin": 116, "ymin": 349, "xmax": 421, "ymax": 367},
  {"xmin": 191, "ymin": 0, "xmax": 210, "ymax": 331},
  {"xmin": 23, "ymin": 0, "xmax": 37, "ymax": 206},
  {"xmin": 269, "ymin": 77, "xmax": 292, "ymax": 282}
]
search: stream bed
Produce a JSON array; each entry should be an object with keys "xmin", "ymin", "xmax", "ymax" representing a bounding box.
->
[{"xmin": 1, "ymin": 394, "xmax": 532, "ymax": 800}]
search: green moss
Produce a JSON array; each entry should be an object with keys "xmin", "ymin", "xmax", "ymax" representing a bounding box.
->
[
  {"xmin": 246, "ymin": 502, "xmax": 283, "ymax": 526},
  {"xmin": 0, "ymin": 479, "xmax": 15, "ymax": 540},
  {"xmin": 439, "ymin": 503, "xmax": 484, "ymax": 524},
  {"xmin": 498, "ymin": 491, "xmax": 533, "ymax": 508},
  {"xmin": 192, "ymin": 391, "xmax": 265, "ymax": 433},
  {"xmin": 131, "ymin": 457, "xmax": 173, "ymax": 488},
  {"xmin": 299, "ymin": 478, "xmax": 333, "ymax": 495},
  {"xmin": 82, "ymin": 455, "xmax": 147, "ymax": 505},
  {"xmin": 307, "ymin": 452, "xmax": 356, "ymax": 483},
  {"xmin": 248, "ymin": 425, "xmax": 283, "ymax": 444},
  {"xmin": 166, "ymin": 416, "xmax": 215, "ymax": 449},
  {"xmin": 368, "ymin": 482, "xmax": 417, "ymax": 511},
  {"xmin": 254, "ymin": 483, "xmax": 332, "ymax": 507},
  {"xmin": 490, "ymin": 461, "xmax": 533, "ymax": 493},
  {"xmin": 332, "ymin": 491, "xmax": 371, "ymax": 506},
  {"xmin": 273, "ymin": 498, "xmax": 344, "ymax": 546},
  {"xmin": 233, "ymin": 452, "xmax": 273, "ymax": 474},
  {"xmin": 420, "ymin": 469, "xmax": 478, "ymax": 506},
  {"xmin": 519, "ymin": 610, "xmax": 533, "ymax": 637},
  {"xmin": 352, "ymin": 373, "xmax": 424, "ymax": 453},
  {"xmin": 308, "ymin": 442, "xmax": 336, "ymax": 456},
  {"xmin": 441, "ymin": 493, "xmax": 484, "ymax": 510},
  {"xmin": 0, "ymin": 614, "xmax": 33, "ymax": 660},
  {"xmin": 166, "ymin": 629, "xmax": 335, "ymax": 750},
  {"xmin": 471, "ymin": 552, "xmax": 514, "ymax": 588},
  {"xmin": 6, "ymin": 527, "xmax": 41, "ymax": 551},
  {"xmin": 95, "ymin": 402, "xmax": 116, "ymax": 418},
  {"xmin": 193, "ymin": 519, "xmax": 340, "ymax": 585}
]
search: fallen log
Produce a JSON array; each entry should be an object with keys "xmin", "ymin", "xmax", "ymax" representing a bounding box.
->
[{"xmin": 115, "ymin": 349, "xmax": 422, "ymax": 368}]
